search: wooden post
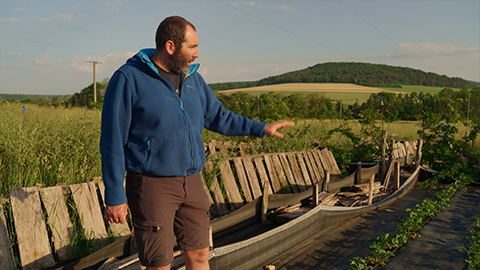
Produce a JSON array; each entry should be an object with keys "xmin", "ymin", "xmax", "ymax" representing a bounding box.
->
[
  {"xmin": 415, "ymin": 139, "xmax": 423, "ymax": 169},
  {"xmin": 261, "ymin": 180, "xmax": 270, "ymax": 224},
  {"xmin": 368, "ymin": 174, "xmax": 375, "ymax": 205},
  {"xmin": 323, "ymin": 170, "xmax": 330, "ymax": 192},
  {"xmin": 381, "ymin": 130, "xmax": 387, "ymax": 177},
  {"xmin": 356, "ymin": 162, "xmax": 362, "ymax": 184},
  {"xmin": 312, "ymin": 183, "xmax": 319, "ymax": 207},
  {"xmin": 209, "ymin": 226, "xmax": 213, "ymax": 249},
  {"xmin": 405, "ymin": 142, "xmax": 411, "ymax": 165},
  {"xmin": 394, "ymin": 161, "xmax": 400, "ymax": 190},
  {"xmin": 390, "ymin": 138, "xmax": 396, "ymax": 161}
]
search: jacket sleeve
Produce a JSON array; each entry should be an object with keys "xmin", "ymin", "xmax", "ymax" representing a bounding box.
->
[
  {"xmin": 100, "ymin": 70, "xmax": 133, "ymax": 206},
  {"xmin": 200, "ymin": 76, "xmax": 267, "ymax": 137}
]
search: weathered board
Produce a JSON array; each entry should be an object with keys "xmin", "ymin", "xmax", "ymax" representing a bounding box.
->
[
  {"xmin": 263, "ymin": 155, "xmax": 282, "ymax": 194},
  {"xmin": 10, "ymin": 187, "xmax": 56, "ymax": 270},
  {"xmin": 70, "ymin": 182, "xmax": 108, "ymax": 239},
  {"xmin": 39, "ymin": 186, "xmax": 74, "ymax": 261},
  {"xmin": 306, "ymin": 151, "xmax": 321, "ymax": 184},
  {"xmin": 0, "ymin": 203, "xmax": 16, "ymax": 270},
  {"xmin": 253, "ymin": 156, "xmax": 273, "ymax": 195},
  {"xmin": 296, "ymin": 152, "xmax": 312, "ymax": 186},
  {"xmin": 270, "ymin": 154, "xmax": 289, "ymax": 191},
  {"xmin": 321, "ymin": 148, "xmax": 341, "ymax": 175},
  {"xmin": 210, "ymin": 177, "xmax": 229, "ymax": 216},
  {"xmin": 233, "ymin": 158, "xmax": 253, "ymax": 202},
  {"xmin": 311, "ymin": 150, "xmax": 326, "ymax": 180},
  {"xmin": 279, "ymin": 153, "xmax": 299, "ymax": 193},
  {"xmin": 96, "ymin": 181, "xmax": 131, "ymax": 237},
  {"xmin": 219, "ymin": 160, "xmax": 244, "ymax": 209},
  {"xmin": 242, "ymin": 158, "xmax": 262, "ymax": 199},
  {"xmin": 287, "ymin": 153, "xmax": 306, "ymax": 192}
]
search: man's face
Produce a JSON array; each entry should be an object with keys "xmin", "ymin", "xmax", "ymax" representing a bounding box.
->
[{"xmin": 166, "ymin": 25, "xmax": 199, "ymax": 74}]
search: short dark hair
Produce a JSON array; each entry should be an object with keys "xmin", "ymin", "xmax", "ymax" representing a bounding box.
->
[{"xmin": 155, "ymin": 16, "xmax": 196, "ymax": 51}]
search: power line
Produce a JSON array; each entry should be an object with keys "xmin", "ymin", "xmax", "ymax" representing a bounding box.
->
[
  {"xmin": 336, "ymin": 0, "xmax": 431, "ymax": 70},
  {"xmin": 214, "ymin": 0, "xmax": 359, "ymax": 61}
]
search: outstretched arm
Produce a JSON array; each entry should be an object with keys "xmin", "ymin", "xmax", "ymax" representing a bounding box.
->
[{"xmin": 264, "ymin": 121, "xmax": 295, "ymax": 138}]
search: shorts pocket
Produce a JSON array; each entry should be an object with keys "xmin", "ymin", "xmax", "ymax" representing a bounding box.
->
[{"xmin": 133, "ymin": 222, "xmax": 169, "ymax": 267}]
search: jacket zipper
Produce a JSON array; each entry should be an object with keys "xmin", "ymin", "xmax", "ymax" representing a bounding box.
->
[{"xmin": 179, "ymin": 73, "xmax": 196, "ymax": 171}]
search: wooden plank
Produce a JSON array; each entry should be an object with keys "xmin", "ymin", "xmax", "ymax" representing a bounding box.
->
[
  {"xmin": 0, "ymin": 203, "xmax": 16, "ymax": 270},
  {"xmin": 263, "ymin": 155, "xmax": 282, "ymax": 194},
  {"xmin": 39, "ymin": 186, "xmax": 74, "ymax": 261},
  {"xmin": 210, "ymin": 178, "xmax": 229, "ymax": 216},
  {"xmin": 312, "ymin": 150, "xmax": 326, "ymax": 180},
  {"xmin": 296, "ymin": 152, "xmax": 312, "ymax": 186},
  {"xmin": 279, "ymin": 153, "xmax": 299, "ymax": 193},
  {"xmin": 238, "ymin": 142, "xmax": 248, "ymax": 156},
  {"xmin": 320, "ymin": 148, "xmax": 341, "ymax": 175},
  {"xmin": 306, "ymin": 151, "xmax": 321, "ymax": 184},
  {"xmin": 10, "ymin": 187, "xmax": 55, "ymax": 270},
  {"xmin": 253, "ymin": 156, "xmax": 273, "ymax": 195},
  {"xmin": 70, "ymin": 182, "xmax": 108, "ymax": 239},
  {"xmin": 271, "ymin": 154, "xmax": 289, "ymax": 191},
  {"xmin": 219, "ymin": 141, "xmax": 229, "ymax": 158},
  {"xmin": 208, "ymin": 141, "xmax": 217, "ymax": 159},
  {"xmin": 287, "ymin": 153, "xmax": 306, "ymax": 192},
  {"xmin": 97, "ymin": 182, "xmax": 131, "ymax": 237},
  {"xmin": 242, "ymin": 158, "xmax": 262, "ymax": 199},
  {"xmin": 219, "ymin": 160, "xmax": 244, "ymax": 209},
  {"xmin": 301, "ymin": 152, "xmax": 317, "ymax": 184},
  {"xmin": 233, "ymin": 158, "xmax": 253, "ymax": 202}
]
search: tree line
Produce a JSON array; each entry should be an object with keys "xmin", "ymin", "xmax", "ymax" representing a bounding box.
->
[
  {"xmin": 216, "ymin": 87, "xmax": 480, "ymax": 125},
  {"xmin": 209, "ymin": 62, "xmax": 477, "ymax": 90}
]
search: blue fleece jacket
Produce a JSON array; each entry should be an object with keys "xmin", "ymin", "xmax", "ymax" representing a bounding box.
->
[{"xmin": 100, "ymin": 48, "xmax": 267, "ymax": 206}]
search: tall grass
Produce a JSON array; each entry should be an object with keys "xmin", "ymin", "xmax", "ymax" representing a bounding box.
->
[
  {"xmin": 1, "ymin": 102, "xmax": 423, "ymax": 195},
  {"xmin": 0, "ymin": 102, "xmax": 102, "ymax": 195}
]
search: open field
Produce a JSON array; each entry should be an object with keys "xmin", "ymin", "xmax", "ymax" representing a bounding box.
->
[
  {"xmin": 217, "ymin": 83, "xmax": 414, "ymax": 104},
  {"xmin": 380, "ymin": 85, "xmax": 452, "ymax": 95}
]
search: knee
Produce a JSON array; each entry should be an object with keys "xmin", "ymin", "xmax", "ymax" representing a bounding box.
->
[{"xmin": 184, "ymin": 247, "xmax": 210, "ymax": 263}]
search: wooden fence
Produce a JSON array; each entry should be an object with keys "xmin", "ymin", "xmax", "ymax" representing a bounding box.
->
[{"xmin": 0, "ymin": 140, "xmax": 418, "ymax": 270}]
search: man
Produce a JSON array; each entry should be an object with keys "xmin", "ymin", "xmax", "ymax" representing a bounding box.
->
[{"xmin": 100, "ymin": 16, "xmax": 294, "ymax": 270}]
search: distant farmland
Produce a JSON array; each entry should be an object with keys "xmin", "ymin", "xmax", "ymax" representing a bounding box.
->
[{"xmin": 217, "ymin": 83, "xmax": 446, "ymax": 104}]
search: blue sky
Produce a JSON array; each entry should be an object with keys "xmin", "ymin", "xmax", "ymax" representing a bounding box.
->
[{"xmin": 1, "ymin": 0, "xmax": 479, "ymax": 95}]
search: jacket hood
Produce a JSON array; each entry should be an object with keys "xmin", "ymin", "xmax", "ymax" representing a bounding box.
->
[{"xmin": 131, "ymin": 48, "xmax": 200, "ymax": 76}]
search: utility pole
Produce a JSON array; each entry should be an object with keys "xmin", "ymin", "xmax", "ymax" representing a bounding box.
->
[{"xmin": 86, "ymin": 60, "xmax": 102, "ymax": 102}]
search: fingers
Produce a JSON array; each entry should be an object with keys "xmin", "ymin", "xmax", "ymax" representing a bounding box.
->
[
  {"xmin": 105, "ymin": 203, "xmax": 128, "ymax": 224},
  {"xmin": 264, "ymin": 121, "xmax": 295, "ymax": 138}
]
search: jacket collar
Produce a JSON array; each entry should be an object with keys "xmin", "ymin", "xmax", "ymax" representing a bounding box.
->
[{"xmin": 137, "ymin": 48, "xmax": 199, "ymax": 76}]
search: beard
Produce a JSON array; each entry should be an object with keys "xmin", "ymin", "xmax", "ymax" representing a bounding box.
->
[{"xmin": 165, "ymin": 49, "xmax": 193, "ymax": 74}]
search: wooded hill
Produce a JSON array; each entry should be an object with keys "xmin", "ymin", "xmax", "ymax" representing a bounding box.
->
[{"xmin": 209, "ymin": 62, "xmax": 476, "ymax": 90}]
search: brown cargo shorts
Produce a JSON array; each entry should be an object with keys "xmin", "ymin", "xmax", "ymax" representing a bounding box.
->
[{"xmin": 126, "ymin": 172, "xmax": 210, "ymax": 267}]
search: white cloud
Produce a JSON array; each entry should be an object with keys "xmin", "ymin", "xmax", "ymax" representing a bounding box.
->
[
  {"xmin": 12, "ymin": 8, "xmax": 28, "ymax": 12},
  {"xmin": 35, "ymin": 52, "xmax": 51, "ymax": 64},
  {"xmin": 104, "ymin": 1, "xmax": 120, "ymax": 14},
  {"xmin": 246, "ymin": 1, "xmax": 256, "ymax": 6},
  {"xmin": 0, "ymin": 18, "xmax": 22, "ymax": 22},
  {"xmin": 272, "ymin": 5, "xmax": 295, "ymax": 11},
  {"xmin": 388, "ymin": 42, "xmax": 480, "ymax": 59},
  {"xmin": 35, "ymin": 13, "xmax": 73, "ymax": 23}
]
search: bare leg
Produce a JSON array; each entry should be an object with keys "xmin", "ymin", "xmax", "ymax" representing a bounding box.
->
[{"xmin": 184, "ymin": 247, "xmax": 210, "ymax": 270}]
